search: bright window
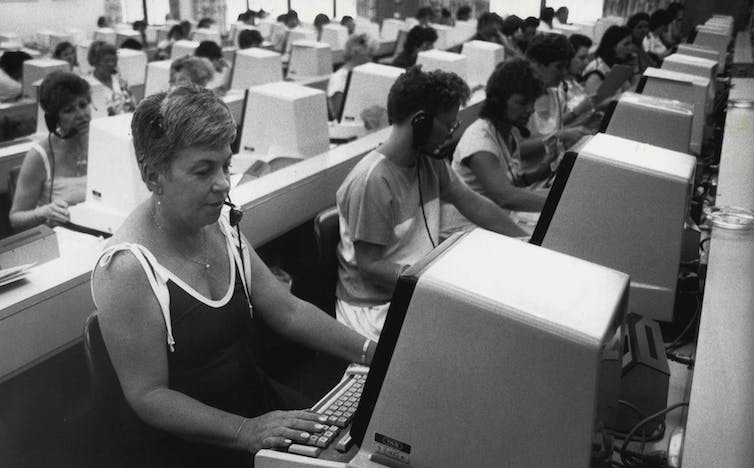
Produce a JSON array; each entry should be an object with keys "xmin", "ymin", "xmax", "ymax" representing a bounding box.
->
[
  {"xmin": 289, "ymin": 0, "xmax": 334, "ymax": 24},
  {"xmin": 549, "ymin": 0, "xmax": 603, "ymax": 23},
  {"xmin": 335, "ymin": 0, "xmax": 357, "ymax": 21},
  {"xmin": 489, "ymin": 0, "xmax": 542, "ymax": 19},
  {"xmin": 227, "ymin": 0, "xmax": 249, "ymax": 25},
  {"xmin": 248, "ymin": 0, "xmax": 289, "ymax": 18},
  {"xmin": 119, "ymin": 0, "xmax": 172, "ymax": 25}
]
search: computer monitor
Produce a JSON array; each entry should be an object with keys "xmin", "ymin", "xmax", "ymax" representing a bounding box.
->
[
  {"xmin": 428, "ymin": 23, "xmax": 454, "ymax": 50},
  {"xmin": 35, "ymin": 29, "xmax": 55, "ymax": 49},
  {"xmin": 677, "ymin": 44, "xmax": 720, "ymax": 65},
  {"xmin": 662, "ymin": 53, "xmax": 718, "ymax": 83},
  {"xmin": 258, "ymin": 19, "xmax": 277, "ymax": 40},
  {"xmin": 69, "ymin": 113, "xmax": 149, "ymax": 234},
  {"xmin": 230, "ymin": 48, "xmax": 282, "ymax": 90},
  {"xmin": 93, "ymin": 28, "xmax": 116, "ymax": 45},
  {"xmin": 340, "ymin": 62, "xmax": 404, "ymax": 123},
  {"xmin": 144, "ymin": 59, "xmax": 172, "ymax": 98},
  {"xmin": 116, "ymin": 48, "xmax": 148, "ymax": 86},
  {"xmin": 416, "ymin": 50, "xmax": 468, "ymax": 84},
  {"xmin": 285, "ymin": 29, "xmax": 317, "ymax": 55},
  {"xmin": 693, "ymin": 25, "xmax": 729, "ymax": 65},
  {"xmin": 602, "ymin": 92, "xmax": 694, "ymax": 154},
  {"xmin": 380, "ymin": 19, "xmax": 405, "ymax": 42},
  {"xmin": 452, "ymin": 20, "xmax": 477, "ymax": 45},
  {"xmin": 354, "ymin": 19, "xmax": 380, "ymax": 40},
  {"xmin": 460, "ymin": 40, "xmax": 504, "ymax": 87},
  {"xmin": 171, "ymin": 40, "xmax": 199, "ymax": 59},
  {"xmin": 239, "ymin": 81, "xmax": 329, "ymax": 159},
  {"xmin": 552, "ymin": 24, "xmax": 582, "ymax": 37},
  {"xmin": 22, "ymin": 58, "xmax": 69, "ymax": 99},
  {"xmin": 115, "ymin": 30, "xmax": 141, "ymax": 48},
  {"xmin": 49, "ymin": 32, "xmax": 74, "ymax": 51},
  {"xmin": 571, "ymin": 20, "xmax": 597, "ymax": 42},
  {"xmin": 257, "ymin": 228, "xmax": 628, "ymax": 467},
  {"xmin": 319, "ymin": 23, "xmax": 347, "ymax": 51},
  {"xmin": 531, "ymin": 132, "xmax": 696, "ymax": 322},
  {"xmin": 286, "ymin": 40, "xmax": 332, "ymax": 79},
  {"xmin": 192, "ymin": 28, "xmax": 221, "ymax": 45},
  {"xmin": 639, "ymin": 67, "xmax": 710, "ymax": 156}
]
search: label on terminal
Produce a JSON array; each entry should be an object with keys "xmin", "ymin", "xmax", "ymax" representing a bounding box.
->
[{"xmin": 374, "ymin": 432, "xmax": 411, "ymax": 464}]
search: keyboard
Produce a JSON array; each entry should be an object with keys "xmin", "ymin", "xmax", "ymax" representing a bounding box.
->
[{"xmin": 285, "ymin": 366, "xmax": 368, "ymax": 459}]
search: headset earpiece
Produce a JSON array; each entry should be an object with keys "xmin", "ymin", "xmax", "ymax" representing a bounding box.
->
[
  {"xmin": 224, "ymin": 198, "xmax": 243, "ymax": 226},
  {"xmin": 411, "ymin": 110, "xmax": 433, "ymax": 149}
]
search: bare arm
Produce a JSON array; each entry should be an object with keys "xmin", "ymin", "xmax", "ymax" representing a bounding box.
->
[
  {"xmin": 246, "ymin": 241, "xmax": 376, "ymax": 361},
  {"xmin": 445, "ymin": 184, "xmax": 527, "ymax": 237},
  {"xmin": 583, "ymin": 74, "xmax": 603, "ymax": 96},
  {"xmin": 9, "ymin": 147, "xmax": 69, "ymax": 231},
  {"xmin": 94, "ymin": 252, "xmax": 329, "ymax": 454},
  {"xmin": 466, "ymin": 152, "xmax": 547, "ymax": 212}
]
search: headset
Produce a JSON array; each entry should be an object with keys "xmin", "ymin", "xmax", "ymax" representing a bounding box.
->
[{"xmin": 411, "ymin": 110, "xmax": 441, "ymax": 249}]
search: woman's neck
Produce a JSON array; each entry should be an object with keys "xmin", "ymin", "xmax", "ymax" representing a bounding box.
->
[{"xmin": 93, "ymin": 69, "xmax": 112, "ymax": 87}]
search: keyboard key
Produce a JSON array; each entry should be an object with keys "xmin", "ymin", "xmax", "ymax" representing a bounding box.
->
[
  {"xmin": 337, "ymin": 416, "xmax": 349, "ymax": 426},
  {"xmin": 316, "ymin": 436, "xmax": 329, "ymax": 448},
  {"xmin": 307, "ymin": 435, "xmax": 319, "ymax": 446},
  {"xmin": 336, "ymin": 433, "xmax": 353, "ymax": 452},
  {"xmin": 288, "ymin": 444, "xmax": 321, "ymax": 457},
  {"xmin": 327, "ymin": 415, "xmax": 339, "ymax": 425}
]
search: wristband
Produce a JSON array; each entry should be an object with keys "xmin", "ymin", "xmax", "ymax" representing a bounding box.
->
[{"xmin": 360, "ymin": 339, "xmax": 371, "ymax": 365}]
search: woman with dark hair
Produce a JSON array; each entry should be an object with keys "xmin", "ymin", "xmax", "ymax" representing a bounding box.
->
[
  {"xmin": 238, "ymin": 29, "xmax": 263, "ymax": 49},
  {"xmin": 664, "ymin": 2, "xmax": 686, "ymax": 46},
  {"xmin": 314, "ymin": 13, "xmax": 330, "ymax": 41},
  {"xmin": 157, "ymin": 24, "xmax": 187, "ymax": 60},
  {"xmin": 583, "ymin": 25, "xmax": 634, "ymax": 95},
  {"xmin": 10, "ymin": 72, "xmax": 90, "ymax": 230},
  {"xmin": 194, "ymin": 41, "xmax": 230, "ymax": 95},
  {"xmin": 644, "ymin": 10, "xmax": 674, "ymax": 61},
  {"xmin": 563, "ymin": 34, "xmax": 596, "ymax": 125},
  {"xmin": 88, "ymin": 41, "xmax": 135, "ymax": 115},
  {"xmin": 0, "ymin": 50, "xmax": 31, "ymax": 102},
  {"xmin": 392, "ymin": 26, "xmax": 437, "ymax": 68},
  {"xmin": 627, "ymin": 12, "xmax": 655, "ymax": 71},
  {"xmin": 540, "ymin": 7, "xmax": 555, "ymax": 30},
  {"xmin": 53, "ymin": 41, "xmax": 79, "ymax": 73},
  {"xmin": 91, "ymin": 84, "xmax": 374, "ymax": 466},
  {"xmin": 471, "ymin": 12, "xmax": 504, "ymax": 45}
]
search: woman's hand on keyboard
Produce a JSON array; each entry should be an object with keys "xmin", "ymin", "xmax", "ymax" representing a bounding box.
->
[{"xmin": 240, "ymin": 410, "xmax": 328, "ymax": 453}]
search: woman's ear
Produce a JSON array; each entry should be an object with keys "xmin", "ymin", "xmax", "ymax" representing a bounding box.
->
[{"xmin": 142, "ymin": 164, "xmax": 162, "ymax": 194}]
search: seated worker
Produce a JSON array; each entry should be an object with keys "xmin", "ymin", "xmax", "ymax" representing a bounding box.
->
[
  {"xmin": 562, "ymin": 34, "xmax": 600, "ymax": 126},
  {"xmin": 88, "ymin": 41, "xmax": 135, "ymax": 115},
  {"xmin": 627, "ymin": 12, "xmax": 656, "ymax": 72},
  {"xmin": 516, "ymin": 16, "xmax": 540, "ymax": 53},
  {"xmin": 156, "ymin": 24, "xmax": 187, "ymax": 60},
  {"xmin": 314, "ymin": 13, "xmax": 330, "ymax": 41},
  {"xmin": 456, "ymin": 5, "xmax": 472, "ymax": 22},
  {"xmin": 442, "ymin": 58, "xmax": 548, "ymax": 237},
  {"xmin": 194, "ymin": 41, "xmax": 230, "ymax": 95},
  {"xmin": 539, "ymin": 7, "xmax": 555, "ymax": 31},
  {"xmin": 416, "ymin": 7, "xmax": 435, "ymax": 27},
  {"xmin": 664, "ymin": 2, "xmax": 686, "ymax": 47},
  {"xmin": 91, "ymin": 84, "xmax": 376, "ymax": 466},
  {"xmin": 53, "ymin": 41, "xmax": 80, "ymax": 74},
  {"xmin": 554, "ymin": 6, "xmax": 569, "ymax": 26},
  {"xmin": 327, "ymin": 34, "xmax": 374, "ymax": 119},
  {"xmin": 238, "ymin": 29, "xmax": 263, "ymax": 49},
  {"xmin": 340, "ymin": 16, "xmax": 356, "ymax": 35},
  {"xmin": 9, "ymin": 72, "xmax": 90, "ymax": 231},
  {"xmin": 120, "ymin": 38, "xmax": 143, "ymax": 51},
  {"xmin": 583, "ymin": 25, "xmax": 634, "ymax": 95},
  {"xmin": 0, "ymin": 50, "xmax": 31, "ymax": 102},
  {"xmin": 471, "ymin": 12, "xmax": 505, "ymax": 45},
  {"xmin": 392, "ymin": 26, "xmax": 437, "ymax": 69},
  {"xmin": 525, "ymin": 34, "xmax": 591, "ymax": 168},
  {"xmin": 335, "ymin": 66, "xmax": 527, "ymax": 341},
  {"xmin": 644, "ymin": 9, "xmax": 675, "ymax": 62},
  {"xmin": 169, "ymin": 55, "xmax": 215, "ymax": 88},
  {"xmin": 271, "ymin": 10, "xmax": 300, "ymax": 53},
  {"xmin": 500, "ymin": 15, "xmax": 525, "ymax": 58}
]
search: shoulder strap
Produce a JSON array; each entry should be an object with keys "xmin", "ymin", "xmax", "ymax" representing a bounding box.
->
[
  {"xmin": 92, "ymin": 243, "xmax": 176, "ymax": 352},
  {"xmin": 218, "ymin": 215, "xmax": 253, "ymax": 318},
  {"xmin": 30, "ymin": 142, "xmax": 51, "ymax": 182}
]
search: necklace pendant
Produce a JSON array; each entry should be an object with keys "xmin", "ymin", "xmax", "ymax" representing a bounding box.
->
[{"xmin": 205, "ymin": 263, "xmax": 210, "ymax": 269}]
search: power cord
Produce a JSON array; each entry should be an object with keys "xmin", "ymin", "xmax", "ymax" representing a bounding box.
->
[
  {"xmin": 416, "ymin": 157, "xmax": 437, "ymax": 249},
  {"xmin": 618, "ymin": 402, "xmax": 690, "ymax": 468}
]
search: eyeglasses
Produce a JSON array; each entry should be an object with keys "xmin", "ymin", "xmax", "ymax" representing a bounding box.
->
[{"xmin": 435, "ymin": 117, "xmax": 461, "ymax": 137}]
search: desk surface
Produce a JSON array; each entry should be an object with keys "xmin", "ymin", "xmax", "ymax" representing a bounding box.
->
[{"xmin": 682, "ymin": 79, "xmax": 754, "ymax": 467}]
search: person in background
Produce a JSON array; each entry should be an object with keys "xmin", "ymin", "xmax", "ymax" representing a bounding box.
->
[
  {"xmin": 554, "ymin": 6, "xmax": 569, "ymax": 26},
  {"xmin": 92, "ymin": 84, "xmax": 376, "ymax": 466},
  {"xmin": 517, "ymin": 17, "xmax": 540, "ymax": 52},
  {"xmin": 314, "ymin": 13, "xmax": 331, "ymax": 41},
  {"xmin": 10, "ymin": 72, "xmax": 90, "ymax": 231},
  {"xmin": 644, "ymin": 9, "xmax": 675, "ymax": 62},
  {"xmin": 53, "ymin": 42, "xmax": 79, "ymax": 73},
  {"xmin": 133, "ymin": 20, "xmax": 147, "ymax": 45},
  {"xmin": 392, "ymin": 26, "xmax": 437, "ymax": 69},
  {"xmin": 583, "ymin": 25, "xmax": 634, "ymax": 95},
  {"xmin": 197, "ymin": 18, "xmax": 215, "ymax": 30},
  {"xmin": 443, "ymin": 58, "xmax": 548, "ymax": 239},
  {"xmin": 327, "ymin": 34, "xmax": 374, "ymax": 118},
  {"xmin": 664, "ymin": 2, "xmax": 686, "ymax": 47},
  {"xmin": 471, "ymin": 12, "xmax": 504, "ymax": 45},
  {"xmin": 238, "ymin": 29, "xmax": 263, "ymax": 49},
  {"xmin": 180, "ymin": 20, "xmax": 192, "ymax": 40},
  {"xmin": 525, "ymin": 33, "xmax": 590, "ymax": 161},
  {"xmin": 120, "ymin": 38, "xmax": 143, "ymax": 51},
  {"xmin": 194, "ymin": 41, "xmax": 230, "ymax": 95},
  {"xmin": 156, "ymin": 24, "xmax": 187, "ymax": 60},
  {"xmin": 437, "ymin": 8, "xmax": 453, "ymax": 26},
  {"xmin": 340, "ymin": 16, "xmax": 356, "ymax": 35},
  {"xmin": 97, "ymin": 16, "xmax": 110, "ymax": 28},
  {"xmin": 270, "ymin": 10, "xmax": 300, "ymax": 53},
  {"xmin": 0, "ymin": 51, "xmax": 31, "ymax": 102},
  {"xmin": 456, "ymin": 5, "xmax": 472, "ymax": 22},
  {"xmin": 88, "ymin": 41, "xmax": 135, "ymax": 115},
  {"xmin": 627, "ymin": 12, "xmax": 655, "ymax": 71},
  {"xmin": 335, "ymin": 66, "xmax": 526, "ymax": 340},
  {"xmin": 416, "ymin": 7, "xmax": 435, "ymax": 27},
  {"xmin": 562, "ymin": 34, "xmax": 598, "ymax": 126},
  {"xmin": 169, "ymin": 56, "xmax": 214, "ymax": 88},
  {"xmin": 539, "ymin": 7, "xmax": 555, "ymax": 31},
  {"xmin": 500, "ymin": 15, "xmax": 525, "ymax": 57}
]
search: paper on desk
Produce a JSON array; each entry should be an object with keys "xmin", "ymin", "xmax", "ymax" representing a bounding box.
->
[{"xmin": 54, "ymin": 227, "xmax": 104, "ymax": 258}]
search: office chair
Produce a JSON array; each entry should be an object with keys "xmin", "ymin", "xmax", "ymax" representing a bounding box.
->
[{"xmin": 313, "ymin": 206, "xmax": 340, "ymax": 317}]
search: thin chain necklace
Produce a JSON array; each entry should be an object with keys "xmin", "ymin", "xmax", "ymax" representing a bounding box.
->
[{"xmin": 153, "ymin": 206, "xmax": 211, "ymax": 271}]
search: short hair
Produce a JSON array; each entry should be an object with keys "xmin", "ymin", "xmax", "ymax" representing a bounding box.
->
[
  {"xmin": 477, "ymin": 12, "xmax": 502, "ymax": 31},
  {"xmin": 39, "ymin": 71, "xmax": 91, "ymax": 116},
  {"xmin": 120, "ymin": 38, "xmax": 143, "ymax": 50},
  {"xmin": 238, "ymin": 29, "xmax": 263, "ymax": 49},
  {"xmin": 180, "ymin": 20, "xmax": 192, "ymax": 37},
  {"xmin": 387, "ymin": 65, "xmax": 470, "ymax": 124},
  {"xmin": 502, "ymin": 15, "xmax": 523, "ymax": 35},
  {"xmin": 53, "ymin": 41, "xmax": 76, "ymax": 60},
  {"xmin": 314, "ymin": 13, "xmax": 330, "ymax": 28},
  {"xmin": 627, "ymin": 12, "xmax": 650, "ymax": 30},
  {"xmin": 649, "ymin": 10, "xmax": 672, "ymax": 31},
  {"xmin": 540, "ymin": 7, "xmax": 555, "ymax": 25},
  {"xmin": 97, "ymin": 16, "xmax": 109, "ymax": 28},
  {"xmin": 0, "ymin": 51, "xmax": 32, "ymax": 78},
  {"xmin": 667, "ymin": 2, "xmax": 685, "ymax": 18},
  {"xmin": 340, "ymin": 15, "xmax": 354, "ymax": 25},
  {"xmin": 195, "ymin": 40, "xmax": 222, "ymax": 60},
  {"xmin": 569, "ymin": 34, "xmax": 593, "ymax": 52},
  {"xmin": 132, "ymin": 20, "xmax": 146, "ymax": 32},
  {"xmin": 197, "ymin": 18, "xmax": 214, "ymax": 29},
  {"xmin": 480, "ymin": 58, "xmax": 544, "ymax": 122},
  {"xmin": 523, "ymin": 16, "xmax": 540, "ymax": 30},
  {"xmin": 456, "ymin": 5, "xmax": 472, "ymax": 21},
  {"xmin": 526, "ymin": 33, "xmax": 574, "ymax": 65},
  {"xmin": 596, "ymin": 25, "xmax": 632, "ymax": 66},
  {"xmin": 169, "ymin": 56, "xmax": 214, "ymax": 87},
  {"xmin": 131, "ymin": 84, "xmax": 236, "ymax": 180},
  {"xmin": 168, "ymin": 25, "xmax": 185, "ymax": 40},
  {"xmin": 344, "ymin": 34, "xmax": 372, "ymax": 62},
  {"xmin": 87, "ymin": 41, "xmax": 117, "ymax": 66},
  {"xmin": 556, "ymin": 7, "xmax": 569, "ymax": 17},
  {"xmin": 404, "ymin": 25, "xmax": 438, "ymax": 54},
  {"xmin": 416, "ymin": 7, "xmax": 434, "ymax": 20}
]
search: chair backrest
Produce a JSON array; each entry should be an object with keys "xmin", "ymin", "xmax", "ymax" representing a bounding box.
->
[
  {"xmin": 313, "ymin": 206, "xmax": 340, "ymax": 316},
  {"xmin": 83, "ymin": 312, "xmax": 125, "ymax": 411}
]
